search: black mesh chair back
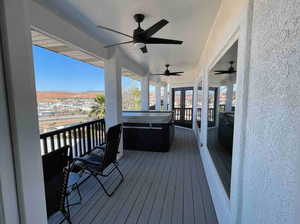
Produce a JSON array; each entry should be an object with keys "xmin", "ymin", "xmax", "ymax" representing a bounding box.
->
[
  {"xmin": 42, "ymin": 146, "xmax": 70, "ymax": 219},
  {"xmin": 102, "ymin": 124, "xmax": 122, "ymax": 170}
]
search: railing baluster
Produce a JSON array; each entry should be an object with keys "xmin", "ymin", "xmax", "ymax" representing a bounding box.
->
[
  {"xmin": 78, "ymin": 127, "xmax": 83, "ymax": 156},
  {"xmin": 87, "ymin": 124, "xmax": 91, "ymax": 152},
  {"xmin": 50, "ymin": 135, "xmax": 55, "ymax": 152},
  {"xmin": 43, "ymin": 137, "xmax": 48, "ymax": 154},
  {"xmin": 57, "ymin": 133, "xmax": 61, "ymax": 148},
  {"xmin": 101, "ymin": 120, "xmax": 105, "ymax": 144},
  {"xmin": 97, "ymin": 121, "xmax": 100, "ymax": 146},
  {"xmin": 92, "ymin": 123, "xmax": 95, "ymax": 148},
  {"xmin": 68, "ymin": 130, "xmax": 73, "ymax": 157},
  {"xmin": 96, "ymin": 121, "xmax": 99, "ymax": 145},
  {"xmin": 63, "ymin": 131, "xmax": 67, "ymax": 147},
  {"xmin": 82, "ymin": 126, "xmax": 87, "ymax": 155},
  {"xmin": 74, "ymin": 128, "xmax": 78, "ymax": 157}
]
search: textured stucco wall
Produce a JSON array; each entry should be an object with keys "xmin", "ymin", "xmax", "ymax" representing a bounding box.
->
[{"xmin": 241, "ymin": 0, "xmax": 300, "ymax": 223}]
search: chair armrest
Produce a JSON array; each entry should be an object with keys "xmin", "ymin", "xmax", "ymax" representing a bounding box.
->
[
  {"xmin": 73, "ymin": 157, "xmax": 101, "ymax": 166},
  {"xmin": 94, "ymin": 143, "xmax": 106, "ymax": 150}
]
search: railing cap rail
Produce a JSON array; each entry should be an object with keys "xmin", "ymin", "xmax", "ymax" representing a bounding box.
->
[{"xmin": 40, "ymin": 118, "xmax": 105, "ymax": 138}]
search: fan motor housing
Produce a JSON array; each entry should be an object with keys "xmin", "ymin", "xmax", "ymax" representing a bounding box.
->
[{"xmin": 134, "ymin": 14, "xmax": 145, "ymax": 23}]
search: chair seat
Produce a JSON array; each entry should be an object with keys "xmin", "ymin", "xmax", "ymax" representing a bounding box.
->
[
  {"xmin": 74, "ymin": 151, "xmax": 105, "ymax": 173},
  {"xmin": 68, "ymin": 172, "xmax": 81, "ymax": 187},
  {"xmin": 84, "ymin": 153, "xmax": 104, "ymax": 165},
  {"xmin": 90, "ymin": 147, "xmax": 105, "ymax": 158}
]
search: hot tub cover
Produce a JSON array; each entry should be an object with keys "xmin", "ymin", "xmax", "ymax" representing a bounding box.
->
[{"xmin": 122, "ymin": 111, "xmax": 173, "ymax": 124}]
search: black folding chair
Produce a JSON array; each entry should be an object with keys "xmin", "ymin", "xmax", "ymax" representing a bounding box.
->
[{"xmin": 74, "ymin": 124, "xmax": 124, "ymax": 197}]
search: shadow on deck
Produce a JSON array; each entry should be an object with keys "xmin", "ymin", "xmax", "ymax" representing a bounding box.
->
[{"xmin": 49, "ymin": 127, "xmax": 218, "ymax": 224}]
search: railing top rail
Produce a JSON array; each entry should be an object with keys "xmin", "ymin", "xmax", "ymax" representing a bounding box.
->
[
  {"xmin": 122, "ymin": 110, "xmax": 172, "ymax": 113},
  {"xmin": 40, "ymin": 118, "xmax": 105, "ymax": 138}
]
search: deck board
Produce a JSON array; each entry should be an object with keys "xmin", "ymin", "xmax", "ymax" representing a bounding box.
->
[{"xmin": 49, "ymin": 127, "xmax": 218, "ymax": 224}]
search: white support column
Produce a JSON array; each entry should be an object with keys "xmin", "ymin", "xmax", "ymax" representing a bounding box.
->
[
  {"xmin": 0, "ymin": 0, "xmax": 48, "ymax": 223},
  {"xmin": 215, "ymin": 88, "xmax": 221, "ymax": 128},
  {"xmin": 104, "ymin": 50, "xmax": 123, "ymax": 157},
  {"xmin": 141, "ymin": 75, "xmax": 149, "ymax": 111},
  {"xmin": 201, "ymin": 72, "xmax": 209, "ymax": 148},
  {"xmin": 155, "ymin": 84, "xmax": 161, "ymax": 110},
  {"xmin": 163, "ymin": 85, "xmax": 168, "ymax": 110},
  {"xmin": 225, "ymin": 83, "xmax": 234, "ymax": 112},
  {"xmin": 192, "ymin": 85, "xmax": 198, "ymax": 131},
  {"xmin": 168, "ymin": 85, "xmax": 173, "ymax": 111}
]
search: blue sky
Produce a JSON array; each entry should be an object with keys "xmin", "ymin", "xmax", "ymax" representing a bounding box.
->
[{"xmin": 32, "ymin": 45, "xmax": 140, "ymax": 92}]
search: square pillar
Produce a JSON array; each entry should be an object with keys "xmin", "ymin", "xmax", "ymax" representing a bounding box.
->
[
  {"xmin": 201, "ymin": 72, "xmax": 209, "ymax": 148},
  {"xmin": 168, "ymin": 85, "xmax": 173, "ymax": 110},
  {"xmin": 0, "ymin": 0, "xmax": 48, "ymax": 222},
  {"xmin": 155, "ymin": 84, "xmax": 161, "ymax": 110},
  {"xmin": 163, "ymin": 85, "xmax": 168, "ymax": 110},
  {"xmin": 141, "ymin": 75, "xmax": 149, "ymax": 111},
  {"xmin": 215, "ymin": 88, "xmax": 221, "ymax": 127},
  {"xmin": 192, "ymin": 85, "xmax": 198, "ymax": 131},
  {"xmin": 225, "ymin": 83, "xmax": 234, "ymax": 112},
  {"xmin": 104, "ymin": 50, "xmax": 123, "ymax": 157}
]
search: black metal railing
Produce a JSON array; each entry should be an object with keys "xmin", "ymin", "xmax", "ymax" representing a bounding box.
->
[
  {"xmin": 208, "ymin": 108, "xmax": 215, "ymax": 122},
  {"xmin": 184, "ymin": 108, "xmax": 193, "ymax": 121},
  {"xmin": 173, "ymin": 107, "xmax": 215, "ymax": 122},
  {"xmin": 40, "ymin": 119, "xmax": 106, "ymax": 159},
  {"xmin": 219, "ymin": 104, "xmax": 236, "ymax": 113},
  {"xmin": 196, "ymin": 108, "xmax": 201, "ymax": 121},
  {"xmin": 219, "ymin": 104, "xmax": 226, "ymax": 113},
  {"xmin": 173, "ymin": 108, "xmax": 193, "ymax": 121}
]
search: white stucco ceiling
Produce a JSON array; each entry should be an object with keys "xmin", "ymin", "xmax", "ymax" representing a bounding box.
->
[{"xmin": 34, "ymin": 0, "xmax": 221, "ymax": 84}]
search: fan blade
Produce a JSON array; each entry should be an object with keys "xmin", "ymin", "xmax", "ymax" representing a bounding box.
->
[
  {"xmin": 151, "ymin": 74, "xmax": 165, "ymax": 76},
  {"xmin": 169, "ymin": 74, "xmax": 182, "ymax": 76},
  {"xmin": 214, "ymin": 70, "xmax": 228, "ymax": 73},
  {"xmin": 169, "ymin": 72, "xmax": 184, "ymax": 75},
  {"xmin": 143, "ymin": 19, "xmax": 169, "ymax": 37},
  {"xmin": 140, "ymin": 45, "xmax": 148, "ymax": 53},
  {"xmin": 97, "ymin": 25, "xmax": 133, "ymax": 38},
  {"xmin": 104, "ymin": 41, "xmax": 134, "ymax": 48},
  {"xmin": 214, "ymin": 72, "xmax": 228, "ymax": 75},
  {"xmin": 145, "ymin": 37, "xmax": 183, "ymax": 45}
]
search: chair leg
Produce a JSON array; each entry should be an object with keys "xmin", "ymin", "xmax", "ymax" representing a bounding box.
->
[
  {"xmin": 63, "ymin": 212, "xmax": 72, "ymax": 224},
  {"xmin": 59, "ymin": 209, "xmax": 72, "ymax": 224},
  {"xmin": 65, "ymin": 195, "xmax": 71, "ymax": 217},
  {"xmin": 92, "ymin": 163, "xmax": 124, "ymax": 197},
  {"xmin": 65, "ymin": 185, "xmax": 82, "ymax": 207},
  {"xmin": 76, "ymin": 183, "xmax": 82, "ymax": 202}
]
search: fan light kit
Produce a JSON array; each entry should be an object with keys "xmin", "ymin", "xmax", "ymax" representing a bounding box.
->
[{"xmin": 97, "ymin": 13, "xmax": 183, "ymax": 54}]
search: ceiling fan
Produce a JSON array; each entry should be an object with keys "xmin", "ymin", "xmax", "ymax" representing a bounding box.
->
[
  {"xmin": 214, "ymin": 61, "xmax": 236, "ymax": 74},
  {"xmin": 97, "ymin": 14, "xmax": 183, "ymax": 53},
  {"xmin": 152, "ymin": 64, "xmax": 184, "ymax": 76}
]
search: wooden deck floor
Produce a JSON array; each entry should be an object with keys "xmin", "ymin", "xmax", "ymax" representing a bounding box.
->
[{"xmin": 49, "ymin": 127, "xmax": 218, "ymax": 224}]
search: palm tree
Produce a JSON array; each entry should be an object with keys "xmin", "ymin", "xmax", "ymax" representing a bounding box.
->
[{"xmin": 89, "ymin": 94, "xmax": 105, "ymax": 118}]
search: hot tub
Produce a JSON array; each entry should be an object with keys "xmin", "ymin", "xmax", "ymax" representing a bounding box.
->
[{"xmin": 122, "ymin": 111, "xmax": 174, "ymax": 152}]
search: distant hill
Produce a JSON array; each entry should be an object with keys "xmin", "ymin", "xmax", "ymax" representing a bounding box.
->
[{"xmin": 37, "ymin": 91, "xmax": 104, "ymax": 101}]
